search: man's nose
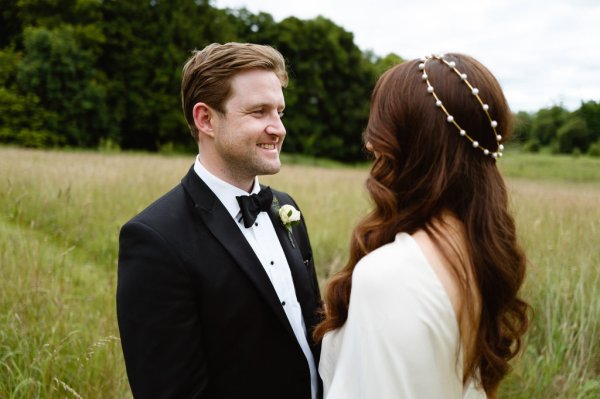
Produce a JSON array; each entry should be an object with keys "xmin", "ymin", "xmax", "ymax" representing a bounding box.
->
[{"xmin": 266, "ymin": 113, "xmax": 286, "ymax": 137}]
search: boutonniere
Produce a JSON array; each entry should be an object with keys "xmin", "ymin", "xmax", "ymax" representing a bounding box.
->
[{"xmin": 272, "ymin": 197, "xmax": 301, "ymax": 248}]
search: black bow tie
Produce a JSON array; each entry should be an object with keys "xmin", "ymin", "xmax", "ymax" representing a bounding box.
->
[{"xmin": 236, "ymin": 186, "xmax": 273, "ymax": 228}]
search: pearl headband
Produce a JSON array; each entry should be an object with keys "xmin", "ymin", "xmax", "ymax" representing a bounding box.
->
[{"xmin": 419, "ymin": 55, "xmax": 504, "ymax": 158}]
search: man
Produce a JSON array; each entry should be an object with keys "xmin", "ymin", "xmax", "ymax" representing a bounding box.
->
[{"xmin": 117, "ymin": 43, "xmax": 322, "ymax": 399}]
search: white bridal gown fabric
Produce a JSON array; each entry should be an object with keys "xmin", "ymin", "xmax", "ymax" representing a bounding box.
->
[{"xmin": 319, "ymin": 233, "xmax": 487, "ymax": 399}]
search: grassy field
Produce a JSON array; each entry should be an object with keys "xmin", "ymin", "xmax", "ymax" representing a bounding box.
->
[{"xmin": 0, "ymin": 146, "xmax": 599, "ymax": 398}]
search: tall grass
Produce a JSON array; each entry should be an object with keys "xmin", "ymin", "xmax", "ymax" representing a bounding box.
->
[
  {"xmin": 0, "ymin": 146, "xmax": 598, "ymax": 398},
  {"xmin": 501, "ymin": 181, "xmax": 600, "ymax": 398},
  {"xmin": 498, "ymin": 151, "xmax": 600, "ymax": 182}
]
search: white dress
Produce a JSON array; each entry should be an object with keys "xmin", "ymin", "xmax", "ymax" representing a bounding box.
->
[{"xmin": 319, "ymin": 233, "xmax": 487, "ymax": 399}]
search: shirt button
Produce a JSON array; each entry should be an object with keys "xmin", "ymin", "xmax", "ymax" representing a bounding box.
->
[
  {"xmin": 255, "ymin": 222, "xmax": 258, "ymax": 226},
  {"xmin": 270, "ymin": 260, "xmax": 274, "ymax": 265},
  {"xmin": 281, "ymin": 301, "xmax": 286, "ymax": 306}
]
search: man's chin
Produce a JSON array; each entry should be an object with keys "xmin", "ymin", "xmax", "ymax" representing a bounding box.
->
[{"xmin": 258, "ymin": 161, "xmax": 281, "ymax": 176}]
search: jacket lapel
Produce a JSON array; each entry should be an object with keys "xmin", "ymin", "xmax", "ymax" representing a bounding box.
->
[
  {"xmin": 181, "ymin": 167, "xmax": 295, "ymax": 338},
  {"xmin": 267, "ymin": 200, "xmax": 316, "ymax": 330}
]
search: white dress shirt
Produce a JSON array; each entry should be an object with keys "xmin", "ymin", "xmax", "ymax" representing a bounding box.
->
[{"xmin": 194, "ymin": 157, "xmax": 318, "ymax": 399}]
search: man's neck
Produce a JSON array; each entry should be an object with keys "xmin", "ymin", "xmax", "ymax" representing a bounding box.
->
[{"xmin": 196, "ymin": 155, "xmax": 255, "ymax": 193}]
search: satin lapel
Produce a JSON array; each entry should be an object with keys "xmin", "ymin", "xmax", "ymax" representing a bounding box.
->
[
  {"xmin": 267, "ymin": 204, "xmax": 316, "ymax": 326},
  {"xmin": 181, "ymin": 168, "xmax": 295, "ymax": 337}
]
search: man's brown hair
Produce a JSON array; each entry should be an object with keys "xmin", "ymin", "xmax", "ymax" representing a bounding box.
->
[{"xmin": 181, "ymin": 42, "xmax": 288, "ymax": 141}]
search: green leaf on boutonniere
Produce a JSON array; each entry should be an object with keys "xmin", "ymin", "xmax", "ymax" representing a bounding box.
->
[{"xmin": 272, "ymin": 196, "xmax": 300, "ymax": 248}]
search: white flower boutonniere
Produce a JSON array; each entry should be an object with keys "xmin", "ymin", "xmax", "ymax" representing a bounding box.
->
[{"xmin": 278, "ymin": 204, "xmax": 301, "ymax": 248}]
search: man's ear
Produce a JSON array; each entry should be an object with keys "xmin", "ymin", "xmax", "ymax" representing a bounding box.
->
[{"xmin": 193, "ymin": 102, "xmax": 216, "ymax": 138}]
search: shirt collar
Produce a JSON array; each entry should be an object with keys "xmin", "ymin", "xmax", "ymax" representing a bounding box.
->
[{"xmin": 193, "ymin": 155, "xmax": 261, "ymax": 220}]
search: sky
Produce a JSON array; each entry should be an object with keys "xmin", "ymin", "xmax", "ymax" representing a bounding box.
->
[{"xmin": 213, "ymin": 0, "xmax": 600, "ymax": 113}]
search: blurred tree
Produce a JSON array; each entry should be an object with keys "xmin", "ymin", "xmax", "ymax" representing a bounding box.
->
[
  {"xmin": 99, "ymin": 0, "xmax": 238, "ymax": 150},
  {"xmin": 557, "ymin": 116, "xmax": 589, "ymax": 154},
  {"xmin": 0, "ymin": 46, "xmax": 61, "ymax": 147},
  {"xmin": 371, "ymin": 52, "xmax": 404, "ymax": 78},
  {"xmin": 0, "ymin": 0, "xmax": 24, "ymax": 48},
  {"xmin": 266, "ymin": 16, "xmax": 376, "ymax": 161},
  {"xmin": 17, "ymin": 0, "xmax": 103, "ymax": 27},
  {"xmin": 0, "ymin": 0, "xmax": 113, "ymax": 147},
  {"xmin": 530, "ymin": 105, "xmax": 569, "ymax": 146},
  {"xmin": 588, "ymin": 139, "xmax": 600, "ymax": 157},
  {"xmin": 574, "ymin": 100, "xmax": 600, "ymax": 147},
  {"xmin": 16, "ymin": 25, "xmax": 110, "ymax": 146},
  {"xmin": 223, "ymin": 8, "xmax": 279, "ymax": 43},
  {"xmin": 513, "ymin": 111, "xmax": 533, "ymax": 143}
]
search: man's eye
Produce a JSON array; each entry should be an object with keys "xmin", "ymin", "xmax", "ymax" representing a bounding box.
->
[{"xmin": 278, "ymin": 112, "xmax": 285, "ymax": 118}]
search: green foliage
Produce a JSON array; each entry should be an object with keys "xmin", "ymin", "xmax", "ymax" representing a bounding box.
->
[
  {"xmin": 513, "ymin": 111, "xmax": 533, "ymax": 143},
  {"xmin": 575, "ymin": 100, "xmax": 600, "ymax": 144},
  {"xmin": 511, "ymin": 103, "xmax": 600, "ymax": 156},
  {"xmin": 523, "ymin": 139, "xmax": 540, "ymax": 153},
  {"xmin": 225, "ymin": 8, "xmax": 279, "ymax": 43},
  {"xmin": 98, "ymin": 137, "xmax": 121, "ymax": 153},
  {"xmin": 371, "ymin": 52, "xmax": 404, "ymax": 78},
  {"xmin": 268, "ymin": 16, "xmax": 376, "ymax": 161},
  {"xmin": 588, "ymin": 140, "xmax": 600, "ymax": 157},
  {"xmin": 98, "ymin": 0, "xmax": 234, "ymax": 151},
  {"xmin": 530, "ymin": 105, "xmax": 569, "ymax": 146},
  {"xmin": 17, "ymin": 0, "xmax": 104, "ymax": 29},
  {"xmin": 0, "ymin": 45, "xmax": 20, "ymax": 85},
  {"xmin": 17, "ymin": 25, "xmax": 111, "ymax": 147},
  {"xmin": 0, "ymin": 0, "xmax": 23, "ymax": 48},
  {"xmin": 556, "ymin": 116, "xmax": 589, "ymax": 153},
  {"xmin": 0, "ymin": 47, "xmax": 62, "ymax": 147}
]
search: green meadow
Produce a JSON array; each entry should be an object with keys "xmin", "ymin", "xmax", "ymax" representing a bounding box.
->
[{"xmin": 0, "ymin": 146, "xmax": 599, "ymax": 398}]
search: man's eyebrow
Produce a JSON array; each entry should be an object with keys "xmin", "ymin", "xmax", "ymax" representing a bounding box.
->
[{"xmin": 243, "ymin": 102, "xmax": 285, "ymax": 110}]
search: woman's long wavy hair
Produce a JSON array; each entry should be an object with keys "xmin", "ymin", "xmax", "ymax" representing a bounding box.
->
[{"xmin": 313, "ymin": 54, "xmax": 530, "ymax": 395}]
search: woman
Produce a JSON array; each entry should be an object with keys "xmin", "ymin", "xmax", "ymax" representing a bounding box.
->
[{"xmin": 315, "ymin": 54, "xmax": 530, "ymax": 398}]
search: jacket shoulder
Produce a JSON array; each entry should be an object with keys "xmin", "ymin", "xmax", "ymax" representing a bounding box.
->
[{"xmin": 124, "ymin": 184, "xmax": 190, "ymax": 229}]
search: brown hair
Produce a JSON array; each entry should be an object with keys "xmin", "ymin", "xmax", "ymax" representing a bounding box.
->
[
  {"xmin": 313, "ymin": 53, "xmax": 530, "ymax": 395},
  {"xmin": 181, "ymin": 42, "xmax": 288, "ymax": 141}
]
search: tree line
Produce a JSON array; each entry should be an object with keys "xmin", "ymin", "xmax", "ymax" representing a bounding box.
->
[
  {"xmin": 1, "ymin": 0, "xmax": 598, "ymax": 161},
  {"xmin": 514, "ymin": 104, "xmax": 600, "ymax": 156}
]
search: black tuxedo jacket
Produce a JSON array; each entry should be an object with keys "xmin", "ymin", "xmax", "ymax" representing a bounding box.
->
[{"xmin": 117, "ymin": 167, "xmax": 322, "ymax": 399}]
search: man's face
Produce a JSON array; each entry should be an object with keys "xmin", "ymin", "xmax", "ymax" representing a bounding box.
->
[{"xmin": 210, "ymin": 69, "xmax": 286, "ymax": 188}]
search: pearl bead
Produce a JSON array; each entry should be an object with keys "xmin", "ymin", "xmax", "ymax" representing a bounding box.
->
[
  {"xmin": 461, "ymin": 73, "xmax": 467, "ymax": 80},
  {"xmin": 460, "ymin": 130, "xmax": 466, "ymax": 136},
  {"xmin": 472, "ymin": 141, "xmax": 479, "ymax": 148},
  {"xmin": 419, "ymin": 63, "xmax": 425, "ymax": 70},
  {"xmin": 436, "ymin": 100, "xmax": 442, "ymax": 107},
  {"xmin": 447, "ymin": 115, "xmax": 454, "ymax": 123},
  {"xmin": 427, "ymin": 86, "xmax": 434, "ymax": 93},
  {"xmin": 484, "ymin": 149, "xmax": 490, "ymax": 155},
  {"xmin": 448, "ymin": 61, "xmax": 456, "ymax": 68},
  {"xmin": 472, "ymin": 88, "xmax": 479, "ymax": 95},
  {"xmin": 491, "ymin": 120, "xmax": 498, "ymax": 128},
  {"xmin": 422, "ymin": 73, "xmax": 428, "ymax": 80},
  {"xmin": 499, "ymin": 144, "xmax": 504, "ymax": 150},
  {"xmin": 483, "ymin": 104, "xmax": 489, "ymax": 111},
  {"xmin": 492, "ymin": 153, "xmax": 498, "ymax": 158},
  {"xmin": 496, "ymin": 134, "xmax": 502, "ymax": 140}
]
